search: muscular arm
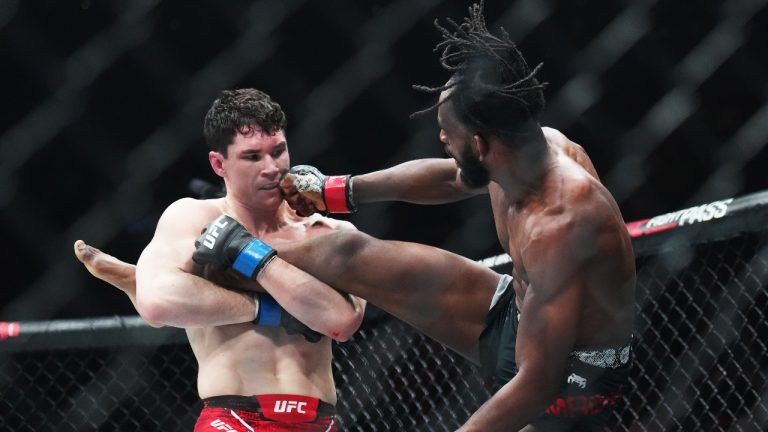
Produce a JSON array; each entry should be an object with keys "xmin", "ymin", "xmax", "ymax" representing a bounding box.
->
[
  {"xmin": 251, "ymin": 218, "xmax": 366, "ymax": 341},
  {"xmin": 85, "ymin": 205, "xmax": 364, "ymax": 340},
  {"xmin": 135, "ymin": 199, "xmax": 257, "ymax": 328},
  {"xmin": 256, "ymin": 257, "xmax": 365, "ymax": 341},
  {"xmin": 352, "ymin": 158, "xmax": 484, "ymax": 205},
  {"xmin": 458, "ymin": 214, "xmax": 589, "ymax": 431}
]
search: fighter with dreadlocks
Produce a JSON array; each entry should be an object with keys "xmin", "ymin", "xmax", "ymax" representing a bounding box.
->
[
  {"xmin": 74, "ymin": 2, "xmax": 635, "ymax": 430},
  {"xmin": 279, "ymin": 1, "xmax": 636, "ymax": 430}
]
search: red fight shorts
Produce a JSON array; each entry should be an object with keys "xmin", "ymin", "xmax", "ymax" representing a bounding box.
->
[{"xmin": 194, "ymin": 394, "xmax": 338, "ymax": 431}]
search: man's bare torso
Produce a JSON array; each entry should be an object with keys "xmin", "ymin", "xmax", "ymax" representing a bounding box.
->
[
  {"xmin": 488, "ymin": 128, "xmax": 635, "ymax": 349},
  {"xmin": 186, "ymin": 199, "xmax": 340, "ymax": 402}
]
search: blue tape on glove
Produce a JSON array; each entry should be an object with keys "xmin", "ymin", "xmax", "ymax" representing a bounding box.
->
[
  {"xmin": 255, "ymin": 294, "xmax": 282, "ymax": 327},
  {"xmin": 232, "ymin": 239, "xmax": 274, "ymax": 278}
]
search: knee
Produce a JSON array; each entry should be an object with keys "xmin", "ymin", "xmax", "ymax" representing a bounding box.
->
[{"xmin": 331, "ymin": 230, "xmax": 372, "ymax": 260}]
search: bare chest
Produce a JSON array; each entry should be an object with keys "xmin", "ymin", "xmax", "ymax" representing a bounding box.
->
[{"xmin": 488, "ymin": 184, "xmax": 529, "ymax": 288}]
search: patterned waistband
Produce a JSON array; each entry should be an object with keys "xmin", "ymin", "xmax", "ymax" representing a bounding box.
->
[
  {"xmin": 202, "ymin": 394, "xmax": 336, "ymax": 417},
  {"xmin": 570, "ymin": 338, "xmax": 633, "ymax": 369}
]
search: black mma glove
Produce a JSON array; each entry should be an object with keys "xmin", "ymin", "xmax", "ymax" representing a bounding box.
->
[
  {"xmin": 255, "ymin": 294, "xmax": 323, "ymax": 343},
  {"xmin": 193, "ymin": 215, "xmax": 277, "ymax": 279},
  {"xmin": 280, "ymin": 165, "xmax": 356, "ymax": 215}
]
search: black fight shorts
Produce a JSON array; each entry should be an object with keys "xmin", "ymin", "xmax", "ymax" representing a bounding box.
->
[{"xmin": 478, "ymin": 274, "xmax": 633, "ymax": 431}]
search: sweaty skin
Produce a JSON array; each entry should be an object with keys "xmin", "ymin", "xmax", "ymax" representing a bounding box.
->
[
  {"xmin": 278, "ymin": 127, "xmax": 633, "ymax": 352},
  {"xmin": 152, "ymin": 198, "xmax": 364, "ymax": 401},
  {"xmin": 78, "ymin": 125, "xmax": 630, "ymax": 430},
  {"xmin": 77, "ymin": 126, "xmax": 366, "ymax": 406},
  {"xmin": 279, "ymin": 115, "xmax": 635, "ymax": 432},
  {"xmin": 75, "ymin": 208, "xmax": 356, "ymax": 401}
]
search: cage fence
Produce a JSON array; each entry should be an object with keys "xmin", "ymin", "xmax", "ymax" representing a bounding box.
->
[{"xmin": 2, "ymin": 191, "xmax": 767, "ymax": 431}]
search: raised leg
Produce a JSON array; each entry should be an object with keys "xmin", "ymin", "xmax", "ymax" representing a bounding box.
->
[
  {"xmin": 275, "ymin": 230, "xmax": 502, "ymax": 362},
  {"xmin": 73, "ymin": 232, "xmax": 504, "ymax": 361}
]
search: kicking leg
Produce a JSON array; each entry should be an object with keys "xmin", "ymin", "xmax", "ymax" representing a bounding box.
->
[
  {"xmin": 275, "ymin": 230, "xmax": 502, "ymax": 363},
  {"xmin": 73, "ymin": 240, "xmax": 136, "ymax": 294},
  {"xmin": 73, "ymin": 240, "xmax": 164, "ymax": 327}
]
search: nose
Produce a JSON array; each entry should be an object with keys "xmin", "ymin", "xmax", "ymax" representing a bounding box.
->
[{"xmin": 262, "ymin": 156, "xmax": 281, "ymax": 178}]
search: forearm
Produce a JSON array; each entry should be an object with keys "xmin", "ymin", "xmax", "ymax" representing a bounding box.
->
[
  {"xmin": 256, "ymin": 258, "xmax": 364, "ymax": 340},
  {"xmin": 84, "ymin": 259, "xmax": 164, "ymax": 328},
  {"xmin": 353, "ymin": 158, "xmax": 479, "ymax": 205},
  {"xmin": 458, "ymin": 372, "xmax": 557, "ymax": 431},
  {"xmin": 122, "ymin": 285, "xmax": 163, "ymax": 328},
  {"xmin": 136, "ymin": 270, "xmax": 255, "ymax": 328}
]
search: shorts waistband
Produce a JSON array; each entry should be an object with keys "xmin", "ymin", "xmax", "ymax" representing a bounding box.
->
[
  {"xmin": 489, "ymin": 274, "xmax": 514, "ymax": 310},
  {"xmin": 569, "ymin": 337, "xmax": 633, "ymax": 369},
  {"xmin": 202, "ymin": 394, "xmax": 336, "ymax": 417}
]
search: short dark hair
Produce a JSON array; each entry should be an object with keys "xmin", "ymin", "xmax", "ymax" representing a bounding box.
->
[
  {"xmin": 203, "ymin": 88, "xmax": 288, "ymax": 156},
  {"xmin": 413, "ymin": 1, "xmax": 546, "ymax": 139}
]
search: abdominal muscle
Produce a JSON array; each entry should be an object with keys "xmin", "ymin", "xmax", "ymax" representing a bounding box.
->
[{"xmin": 188, "ymin": 322, "xmax": 336, "ymax": 403}]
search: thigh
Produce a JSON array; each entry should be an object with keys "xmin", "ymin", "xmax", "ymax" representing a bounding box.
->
[{"xmin": 277, "ymin": 231, "xmax": 502, "ymax": 362}]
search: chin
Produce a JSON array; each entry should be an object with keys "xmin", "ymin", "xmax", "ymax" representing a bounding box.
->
[
  {"xmin": 459, "ymin": 171, "xmax": 490, "ymax": 189},
  {"xmin": 265, "ymin": 191, "xmax": 286, "ymax": 206},
  {"xmin": 260, "ymin": 191, "xmax": 281, "ymax": 202}
]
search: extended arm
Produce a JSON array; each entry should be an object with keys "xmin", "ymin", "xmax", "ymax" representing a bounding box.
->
[
  {"xmin": 280, "ymin": 159, "xmax": 485, "ymax": 216},
  {"xmin": 352, "ymin": 158, "xmax": 483, "ymax": 204}
]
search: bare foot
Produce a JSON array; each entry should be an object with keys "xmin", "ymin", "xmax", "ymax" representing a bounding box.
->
[
  {"xmin": 73, "ymin": 240, "xmax": 136, "ymax": 294},
  {"xmin": 73, "ymin": 240, "xmax": 163, "ymax": 327}
]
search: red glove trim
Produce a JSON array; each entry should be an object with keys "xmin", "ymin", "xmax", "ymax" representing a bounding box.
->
[{"xmin": 324, "ymin": 175, "xmax": 352, "ymax": 213}]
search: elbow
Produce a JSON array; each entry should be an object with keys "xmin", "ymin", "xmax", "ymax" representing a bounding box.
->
[
  {"xmin": 136, "ymin": 295, "xmax": 170, "ymax": 326},
  {"xmin": 135, "ymin": 270, "xmax": 194, "ymax": 327},
  {"xmin": 144, "ymin": 319, "xmax": 165, "ymax": 329},
  {"xmin": 136, "ymin": 281, "xmax": 177, "ymax": 326},
  {"xmin": 330, "ymin": 312, "xmax": 364, "ymax": 342}
]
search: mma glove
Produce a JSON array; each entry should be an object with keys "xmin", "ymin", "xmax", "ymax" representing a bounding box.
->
[
  {"xmin": 192, "ymin": 215, "xmax": 277, "ymax": 279},
  {"xmin": 254, "ymin": 294, "xmax": 323, "ymax": 343},
  {"xmin": 284, "ymin": 165, "xmax": 356, "ymax": 215},
  {"xmin": 193, "ymin": 215, "xmax": 323, "ymax": 343}
]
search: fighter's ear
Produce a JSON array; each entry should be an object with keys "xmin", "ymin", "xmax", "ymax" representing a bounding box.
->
[
  {"xmin": 209, "ymin": 151, "xmax": 226, "ymax": 177},
  {"xmin": 473, "ymin": 133, "xmax": 490, "ymax": 161}
]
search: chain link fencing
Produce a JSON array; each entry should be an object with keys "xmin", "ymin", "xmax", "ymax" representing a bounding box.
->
[{"xmin": 2, "ymin": 192, "xmax": 767, "ymax": 431}]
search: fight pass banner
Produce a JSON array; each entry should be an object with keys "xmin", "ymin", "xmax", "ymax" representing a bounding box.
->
[{"xmin": 478, "ymin": 189, "xmax": 768, "ymax": 268}]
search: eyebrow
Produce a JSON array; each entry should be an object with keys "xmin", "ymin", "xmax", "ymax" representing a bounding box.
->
[{"xmin": 240, "ymin": 141, "xmax": 287, "ymax": 155}]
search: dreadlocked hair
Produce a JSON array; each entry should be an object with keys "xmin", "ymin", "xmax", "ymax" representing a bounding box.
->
[{"xmin": 412, "ymin": 0, "xmax": 546, "ymax": 138}]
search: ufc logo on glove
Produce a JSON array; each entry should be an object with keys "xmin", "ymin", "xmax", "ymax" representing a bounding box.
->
[{"xmin": 202, "ymin": 216, "xmax": 230, "ymax": 249}]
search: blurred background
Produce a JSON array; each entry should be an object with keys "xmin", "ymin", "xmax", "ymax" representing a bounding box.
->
[{"xmin": 1, "ymin": 0, "xmax": 767, "ymax": 322}]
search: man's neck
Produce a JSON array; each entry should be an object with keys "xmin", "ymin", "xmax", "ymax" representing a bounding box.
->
[{"xmin": 491, "ymin": 133, "xmax": 551, "ymax": 205}]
